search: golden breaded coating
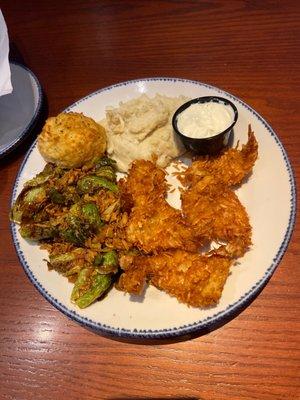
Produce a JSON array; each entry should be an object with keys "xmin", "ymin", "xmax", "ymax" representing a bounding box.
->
[
  {"xmin": 117, "ymin": 250, "xmax": 232, "ymax": 307},
  {"xmin": 38, "ymin": 112, "xmax": 107, "ymax": 168},
  {"xmin": 181, "ymin": 175, "xmax": 252, "ymax": 258},
  {"xmin": 118, "ymin": 159, "xmax": 167, "ymax": 211},
  {"xmin": 120, "ymin": 160, "xmax": 200, "ymax": 253},
  {"xmin": 126, "ymin": 198, "xmax": 200, "ymax": 253},
  {"xmin": 182, "ymin": 125, "xmax": 258, "ymax": 188},
  {"xmin": 116, "ymin": 253, "xmax": 147, "ymax": 294}
]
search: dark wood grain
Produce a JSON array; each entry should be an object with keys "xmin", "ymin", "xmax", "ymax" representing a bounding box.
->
[{"xmin": 0, "ymin": 1, "xmax": 299, "ymax": 399}]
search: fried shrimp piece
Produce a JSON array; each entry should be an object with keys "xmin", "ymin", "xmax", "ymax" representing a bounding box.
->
[
  {"xmin": 126, "ymin": 197, "xmax": 200, "ymax": 253},
  {"xmin": 118, "ymin": 159, "xmax": 167, "ymax": 211},
  {"xmin": 181, "ymin": 175, "xmax": 252, "ymax": 258},
  {"xmin": 117, "ymin": 250, "xmax": 232, "ymax": 307},
  {"xmin": 121, "ymin": 160, "xmax": 200, "ymax": 252},
  {"xmin": 182, "ymin": 125, "xmax": 258, "ymax": 188}
]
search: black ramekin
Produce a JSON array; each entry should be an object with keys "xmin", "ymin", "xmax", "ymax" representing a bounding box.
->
[{"xmin": 172, "ymin": 96, "xmax": 238, "ymax": 155}]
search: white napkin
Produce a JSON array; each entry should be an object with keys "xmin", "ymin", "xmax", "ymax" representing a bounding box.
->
[{"xmin": 0, "ymin": 10, "xmax": 12, "ymax": 96}]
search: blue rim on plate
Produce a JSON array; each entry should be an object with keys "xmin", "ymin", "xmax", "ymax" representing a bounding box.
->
[
  {"xmin": 0, "ymin": 61, "xmax": 43, "ymax": 158},
  {"xmin": 10, "ymin": 77, "xmax": 297, "ymax": 340}
]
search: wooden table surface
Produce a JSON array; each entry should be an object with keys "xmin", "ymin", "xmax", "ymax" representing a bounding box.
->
[{"xmin": 1, "ymin": 1, "xmax": 299, "ymax": 399}]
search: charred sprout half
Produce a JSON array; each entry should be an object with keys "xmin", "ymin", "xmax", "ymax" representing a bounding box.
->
[{"xmin": 71, "ymin": 268, "xmax": 112, "ymax": 309}]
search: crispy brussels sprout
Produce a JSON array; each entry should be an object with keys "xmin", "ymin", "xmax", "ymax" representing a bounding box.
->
[
  {"xmin": 94, "ymin": 157, "xmax": 117, "ymax": 169},
  {"xmin": 24, "ymin": 186, "xmax": 47, "ymax": 204},
  {"xmin": 24, "ymin": 163, "xmax": 55, "ymax": 188},
  {"xmin": 48, "ymin": 249, "xmax": 86, "ymax": 275},
  {"xmin": 94, "ymin": 166, "xmax": 116, "ymax": 181},
  {"xmin": 60, "ymin": 203, "xmax": 103, "ymax": 245},
  {"xmin": 48, "ymin": 188, "xmax": 66, "ymax": 204},
  {"xmin": 83, "ymin": 156, "xmax": 116, "ymax": 171},
  {"xmin": 10, "ymin": 186, "xmax": 47, "ymax": 223},
  {"xmin": 92, "ymin": 250, "xmax": 118, "ymax": 274},
  {"xmin": 81, "ymin": 203, "xmax": 103, "ymax": 230},
  {"xmin": 98, "ymin": 250, "xmax": 119, "ymax": 274},
  {"xmin": 93, "ymin": 254, "xmax": 103, "ymax": 266},
  {"xmin": 77, "ymin": 175, "xmax": 118, "ymax": 194},
  {"xmin": 103, "ymin": 250, "xmax": 118, "ymax": 267},
  {"xmin": 19, "ymin": 223, "xmax": 58, "ymax": 240},
  {"xmin": 61, "ymin": 216, "xmax": 89, "ymax": 245},
  {"xmin": 11, "ymin": 154, "xmax": 121, "ymax": 309},
  {"xmin": 49, "ymin": 252, "xmax": 76, "ymax": 268},
  {"xmin": 71, "ymin": 268, "xmax": 112, "ymax": 308}
]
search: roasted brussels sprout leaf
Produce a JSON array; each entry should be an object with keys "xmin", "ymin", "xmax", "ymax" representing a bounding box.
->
[
  {"xmin": 10, "ymin": 186, "xmax": 47, "ymax": 223},
  {"xmin": 77, "ymin": 175, "xmax": 118, "ymax": 194},
  {"xmin": 20, "ymin": 223, "xmax": 58, "ymax": 240},
  {"xmin": 71, "ymin": 268, "xmax": 112, "ymax": 308}
]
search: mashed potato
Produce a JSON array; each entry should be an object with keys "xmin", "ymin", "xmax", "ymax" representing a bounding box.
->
[
  {"xmin": 38, "ymin": 112, "xmax": 107, "ymax": 168},
  {"xmin": 101, "ymin": 94, "xmax": 188, "ymax": 172}
]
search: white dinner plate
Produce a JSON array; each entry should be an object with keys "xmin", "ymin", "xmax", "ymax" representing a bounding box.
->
[
  {"xmin": 11, "ymin": 78, "xmax": 296, "ymax": 340},
  {"xmin": 0, "ymin": 62, "xmax": 43, "ymax": 158}
]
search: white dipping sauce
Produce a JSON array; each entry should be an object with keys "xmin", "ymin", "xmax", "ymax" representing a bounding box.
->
[{"xmin": 177, "ymin": 102, "xmax": 234, "ymax": 138}]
